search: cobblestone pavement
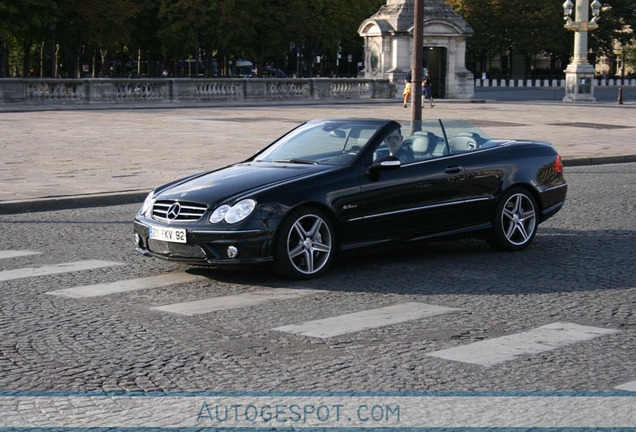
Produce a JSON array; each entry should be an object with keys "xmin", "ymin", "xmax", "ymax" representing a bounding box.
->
[
  {"xmin": 0, "ymin": 163, "xmax": 634, "ymax": 394},
  {"xmin": 1, "ymin": 98, "xmax": 635, "ymax": 213}
]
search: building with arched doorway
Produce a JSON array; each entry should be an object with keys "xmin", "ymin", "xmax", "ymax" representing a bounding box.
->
[{"xmin": 358, "ymin": 0, "xmax": 474, "ymax": 99}]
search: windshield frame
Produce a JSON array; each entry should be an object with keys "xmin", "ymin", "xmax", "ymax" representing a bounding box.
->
[
  {"xmin": 250, "ymin": 119, "xmax": 393, "ymax": 167},
  {"xmin": 247, "ymin": 119, "xmax": 496, "ymax": 168}
]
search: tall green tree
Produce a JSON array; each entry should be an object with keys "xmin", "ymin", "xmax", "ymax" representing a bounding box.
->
[
  {"xmin": 447, "ymin": 0, "xmax": 570, "ymax": 75},
  {"xmin": 446, "ymin": 0, "xmax": 507, "ymax": 72},
  {"xmin": 448, "ymin": 0, "xmax": 635, "ymax": 76},
  {"xmin": 158, "ymin": 0, "xmax": 219, "ymax": 75},
  {"xmin": 52, "ymin": 0, "xmax": 140, "ymax": 77},
  {"xmin": 591, "ymin": 0, "xmax": 636, "ymax": 73},
  {"xmin": 238, "ymin": 0, "xmax": 291, "ymax": 73},
  {"xmin": 0, "ymin": 0, "xmax": 59, "ymax": 77},
  {"xmin": 286, "ymin": 0, "xmax": 382, "ymax": 76},
  {"xmin": 129, "ymin": 0, "xmax": 163, "ymax": 75}
]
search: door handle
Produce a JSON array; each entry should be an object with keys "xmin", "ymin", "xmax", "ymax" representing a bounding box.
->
[{"xmin": 445, "ymin": 165, "xmax": 463, "ymax": 174}]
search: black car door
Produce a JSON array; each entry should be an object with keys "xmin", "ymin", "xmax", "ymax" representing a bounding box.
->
[
  {"xmin": 341, "ymin": 156, "xmax": 468, "ymax": 245},
  {"xmin": 453, "ymin": 148, "xmax": 507, "ymax": 225}
]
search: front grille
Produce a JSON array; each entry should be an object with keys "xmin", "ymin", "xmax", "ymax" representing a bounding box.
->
[
  {"xmin": 148, "ymin": 239, "xmax": 207, "ymax": 259},
  {"xmin": 152, "ymin": 200, "xmax": 207, "ymax": 222}
]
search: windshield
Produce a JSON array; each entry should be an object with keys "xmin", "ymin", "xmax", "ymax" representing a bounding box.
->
[{"xmin": 254, "ymin": 120, "xmax": 385, "ymax": 166}]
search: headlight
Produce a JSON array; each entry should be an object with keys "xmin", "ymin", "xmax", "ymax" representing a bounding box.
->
[
  {"xmin": 226, "ymin": 199, "xmax": 257, "ymax": 223},
  {"xmin": 209, "ymin": 199, "xmax": 256, "ymax": 224},
  {"xmin": 209, "ymin": 204, "xmax": 231, "ymax": 223},
  {"xmin": 140, "ymin": 192, "xmax": 155, "ymax": 217}
]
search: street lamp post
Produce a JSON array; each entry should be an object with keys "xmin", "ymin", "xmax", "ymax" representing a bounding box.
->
[
  {"xmin": 562, "ymin": 0, "xmax": 602, "ymax": 102},
  {"xmin": 411, "ymin": 0, "xmax": 424, "ymax": 128}
]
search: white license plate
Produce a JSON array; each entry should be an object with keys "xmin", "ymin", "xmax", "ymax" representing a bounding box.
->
[{"xmin": 149, "ymin": 225, "xmax": 187, "ymax": 244}]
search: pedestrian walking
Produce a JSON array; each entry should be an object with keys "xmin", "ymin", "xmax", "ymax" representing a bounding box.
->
[
  {"xmin": 422, "ymin": 70, "xmax": 434, "ymax": 108},
  {"xmin": 403, "ymin": 70, "xmax": 412, "ymax": 108}
]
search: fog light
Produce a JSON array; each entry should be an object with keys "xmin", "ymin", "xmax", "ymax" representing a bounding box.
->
[
  {"xmin": 134, "ymin": 233, "xmax": 141, "ymax": 246},
  {"xmin": 227, "ymin": 246, "xmax": 239, "ymax": 259}
]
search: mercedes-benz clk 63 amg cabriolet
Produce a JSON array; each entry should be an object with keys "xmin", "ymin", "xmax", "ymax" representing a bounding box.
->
[{"xmin": 134, "ymin": 118, "xmax": 567, "ymax": 279}]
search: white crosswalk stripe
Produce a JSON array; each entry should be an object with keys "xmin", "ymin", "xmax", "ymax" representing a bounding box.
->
[
  {"xmin": 151, "ymin": 287, "xmax": 324, "ymax": 316},
  {"xmin": 45, "ymin": 273, "xmax": 207, "ymax": 299},
  {"xmin": 0, "ymin": 260, "xmax": 124, "ymax": 282},
  {"xmin": 2, "ymin": 255, "xmax": 628, "ymax": 385},
  {"xmin": 615, "ymin": 380, "xmax": 636, "ymax": 391},
  {"xmin": 427, "ymin": 321, "xmax": 620, "ymax": 367},
  {"xmin": 273, "ymin": 302, "xmax": 462, "ymax": 338},
  {"xmin": 0, "ymin": 250, "xmax": 41, "ymax": 260}
]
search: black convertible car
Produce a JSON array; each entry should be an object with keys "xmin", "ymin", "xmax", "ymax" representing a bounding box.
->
[{"xmin": 134, "ymin": 118, "xmax": 567, "ymax": 279}]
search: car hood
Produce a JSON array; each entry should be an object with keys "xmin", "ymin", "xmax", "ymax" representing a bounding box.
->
[{"xmin": 154, "ymin": 162, "xmax": 337, "ymax": 204}]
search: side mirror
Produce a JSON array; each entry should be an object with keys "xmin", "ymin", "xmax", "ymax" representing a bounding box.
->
[{"xmin": 367, "ymin": 156, "xmax": 401, "ymax": 179}]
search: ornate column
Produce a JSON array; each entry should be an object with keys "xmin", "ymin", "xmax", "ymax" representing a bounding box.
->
[
  {"xmin": 358, "ymin": 0, "xmax": 475, "ymax": 100},
  {"xmin": 562, "ymin": 0, "xmax": 602, "ymax": 103}
]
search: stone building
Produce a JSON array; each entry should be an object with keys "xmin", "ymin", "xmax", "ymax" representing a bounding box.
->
[{"xmin": 358, "ymin": 0, "xmax": 474, "ymax": 99}]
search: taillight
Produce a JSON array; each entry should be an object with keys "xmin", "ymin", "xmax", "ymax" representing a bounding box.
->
[{"xmin": 554, "ymin": 154, "xmax": 563, "ymax": 173}]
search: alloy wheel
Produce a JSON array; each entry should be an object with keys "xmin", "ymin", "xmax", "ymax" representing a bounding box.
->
[
  {"xmin": 286, "ymin": 213, "xmax": 333, "ymax": 275},
  {"xmin": 501, "ymin": 192, "xmax": 537, "ymax": 246}
]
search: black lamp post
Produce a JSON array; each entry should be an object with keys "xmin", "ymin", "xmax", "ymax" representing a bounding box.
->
[{"xmin": 411, "ymin": 0, "xmax": 424, "ymax": 129}]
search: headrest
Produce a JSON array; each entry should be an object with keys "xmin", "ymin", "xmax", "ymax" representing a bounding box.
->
[
  {"xmin": 448, "ymin": 136, "xmax": 477, "ymax": 152},
  {"xmin": 412, "ymin": 135, "xmax": 431, "ymax": 152}
]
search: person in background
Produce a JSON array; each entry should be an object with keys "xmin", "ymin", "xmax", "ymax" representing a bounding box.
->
[
  {"xmin": 402, "ymin": 69, "xmax": 412, "ymax": 108},
  {"xmin": 423, "ymin": 70, "xmax": 434, "ymax": 108}
]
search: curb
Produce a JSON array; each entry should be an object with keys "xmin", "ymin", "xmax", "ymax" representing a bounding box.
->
[
  {"xmin": 1, "ymin": 156, "xmax": 634, "ymax": 215},
  {"xmin": 563, "ymin": 155, "xmax": 636, "ymax": 166},
  {"xmin": 0, "ymin": 98, "xmax": 400, "ymax": 113},
  {"xmin": 563, "ymin": 155, "xmax": 636, "ymax": 167},
  {"xmin": 0, "ymin": 191, "xmax": 148, "ymax": 215}
]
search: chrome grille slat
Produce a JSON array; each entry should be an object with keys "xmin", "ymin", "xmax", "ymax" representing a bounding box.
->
[{"xmin": 152, "ymin": 200, "xmax": 207, "ymax": 222}]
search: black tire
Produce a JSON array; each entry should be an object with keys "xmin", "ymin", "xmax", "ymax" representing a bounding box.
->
[
  {"xmin": 488, "ymin": 187, "xmax": 539, "ymax": 251},
  {"xmin": 273, "ymin": 207, "xmax": 336, "ymax": 279}
]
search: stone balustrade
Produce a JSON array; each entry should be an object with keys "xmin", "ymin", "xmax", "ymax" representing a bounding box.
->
[
  {"xmin": 0, "ymin": 78, "xmax": 394, "ymax": 105},
  {"xmin": 476, "ymin": 78, "xmax": 636, "ymax": 88}
]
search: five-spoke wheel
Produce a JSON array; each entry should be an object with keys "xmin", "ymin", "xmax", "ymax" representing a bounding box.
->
[
  {"xmin": 274, "ymin": 207, "xmax": 335, "ymax": 279},
  {"xmin": 489, "ymin": 188, "xmax": 538, "ymax": 251}
]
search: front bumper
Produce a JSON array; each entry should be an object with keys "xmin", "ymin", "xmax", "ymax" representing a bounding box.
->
[{"xmin": 133, "ymin": 219, "xmax": 275, "ymax": 266}]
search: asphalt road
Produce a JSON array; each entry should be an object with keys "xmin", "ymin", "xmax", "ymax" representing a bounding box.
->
[{"xmin": 0, "ymin": 163, "xmax": 634, "ymax": 396}]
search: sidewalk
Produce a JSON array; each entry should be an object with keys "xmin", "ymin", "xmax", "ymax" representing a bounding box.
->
[{"xmin": 1, "ymin": 98, "xmax": 635, "ymax": 214}]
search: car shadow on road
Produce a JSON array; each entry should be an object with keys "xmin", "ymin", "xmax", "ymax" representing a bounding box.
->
[{"xmin": 186, "ymin": 227, "xmax": 635, "ymax": 296}]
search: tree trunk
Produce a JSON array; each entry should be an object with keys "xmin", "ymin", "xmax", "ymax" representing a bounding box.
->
[
  {"xmin": 0, "ymin": 36, "xmax": 6, "ymax": 78},
  {"xmin": 23, "ymin": 39, "xmax": 32, "ymax": 77},
  {"xmin": 92, "ymin": 50, "xmax": 97, "ymax": 77},
  {"xmin": 194, "ymin": 28, "xmax": 201, "ymax": 76},
  {"xmin": 40, "ymin": 41, "xmax": 45, "ymax": 77},
  {"xmin": 54, "ymin": 44, "xmax": 59, "ymax": 77},
  {"xmin": 100, "ymin": 48, "xmax": 108, "ymax": 76},
  {"xmin": 73, "ymin": 37, "xmax": 82, "ymax": 78}
]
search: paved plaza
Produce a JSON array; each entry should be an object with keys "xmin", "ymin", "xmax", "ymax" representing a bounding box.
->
[{"xmin": 1, "ymin": 92, "xmax": 635, "ymax": 213}]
